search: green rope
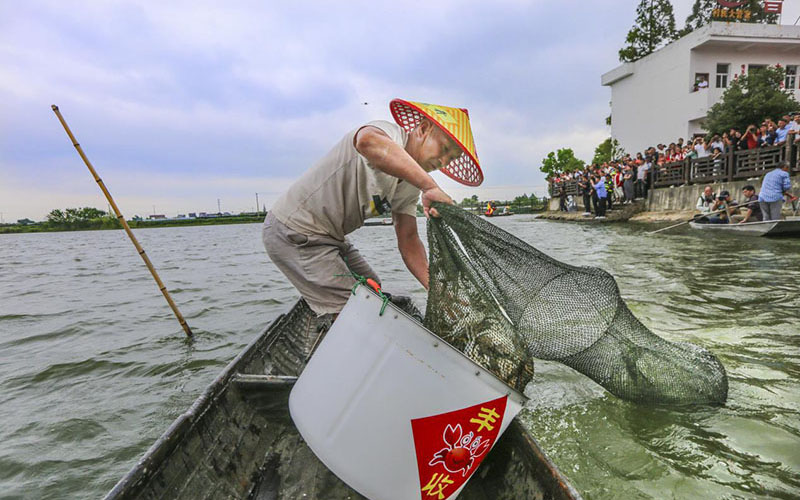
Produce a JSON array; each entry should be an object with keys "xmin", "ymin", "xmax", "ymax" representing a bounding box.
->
[{"xmin": 335, "ymin": 258, "xmax": 390, "ymax": 316}]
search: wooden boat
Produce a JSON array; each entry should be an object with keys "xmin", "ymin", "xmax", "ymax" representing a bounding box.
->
[
  {"xmin": 362, "ymin": 218, "xmax": 393, "ymax": 227},
  {"xmin": 689, "ymin": 218, "xmax": 800, "ymax": 237},
  {"xmin": 105, "ymin": 298, "xmax": 581, "ymax": 500}
]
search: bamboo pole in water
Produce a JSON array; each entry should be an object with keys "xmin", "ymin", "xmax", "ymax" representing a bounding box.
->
[{"xmin": 51, "ymin": 105, "xmax": 194, "ymax": 338}]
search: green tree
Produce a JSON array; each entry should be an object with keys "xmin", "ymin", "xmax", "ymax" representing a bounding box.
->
[
  {"xmin": 46, "ymin": 209, "xmax": 67, "ymax": 224},
  {"xmin": 680, "ymin": 0, "xmax": 779, "ymax": 37},
  {"xmin": 77, "ymin": 207, "xmax": 107, "ymax": 220},
  {"xmin": 592, "ymin": 138, "xmax": 625, "ymax": 164},
  {"xmin": 704, "ymin": 65, "xmax": 799, "ymax": 135},
  {"xmin": 619, "ymin": 0, "xmax": 677, "ymax": 62},
  {"xmin": 65, "ymin": 208, "xmax": 81, "ymax": 223},
  {"xmin": 539, "ymin": 148, "xmax": 585, "ymax": 176},
  {"xmin": 45, "ymin": 207, "xmax": 111, "ymax": 229},
  {"xmin": 512, "ymin": 193, "xmax": 528, "ymax": 209}
]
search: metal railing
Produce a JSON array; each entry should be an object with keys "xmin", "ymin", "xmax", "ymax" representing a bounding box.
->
[
  {"xmin": 548, "ymin": 180, "xmax": 581, "ymax": 197},
  {"xmin": 548, "ymin": 142, "xmax": 798, "ymax": 197},
  {"xmin": 652, "ymin": 142, "xmax": 798, "ymax": 188}
]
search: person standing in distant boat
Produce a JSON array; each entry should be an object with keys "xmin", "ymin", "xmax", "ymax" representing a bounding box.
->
[
  {"xmin": 262, "ymin": 99, "xmax": 483, "ymax": 316},
  {"xmin": 758, "ymin": 161, "xmax": 797, "ymax": 221}
]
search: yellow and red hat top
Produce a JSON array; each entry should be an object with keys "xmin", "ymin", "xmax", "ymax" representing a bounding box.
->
[{"xmin": 390, "ymin": 99, "xmax": 483, "ymax": 187}]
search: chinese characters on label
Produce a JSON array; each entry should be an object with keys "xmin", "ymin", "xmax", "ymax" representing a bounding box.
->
[{"xmin": 411, "ymin": 396, "xmax": 508, "ymax": 500}]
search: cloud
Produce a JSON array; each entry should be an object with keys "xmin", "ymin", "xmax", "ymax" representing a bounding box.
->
[{"xmin": 6, "ymin": 1, "xmax": 774, "ymax": 221}]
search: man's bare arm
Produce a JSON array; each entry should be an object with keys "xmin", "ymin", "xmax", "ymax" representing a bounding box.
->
[
  {"xmin": 739, "ymin": 208, "xmax": 752, "ymax": 223},
  {"xmin": 355, "ymin": 126, "xmax": 452, "ymax": 217},
  {"xmin": 393, "ymin": 213, "xmax": 428, "ymax": 289}
]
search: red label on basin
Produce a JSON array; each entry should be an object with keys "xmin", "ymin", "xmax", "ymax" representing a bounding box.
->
[{"xmin": 411, "ymin": 395, "xmax": 508, "ymax": 500}]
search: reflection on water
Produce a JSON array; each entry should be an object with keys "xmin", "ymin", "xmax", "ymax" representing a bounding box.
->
[{"xmin": 0, "ymin": 219, "xmax": 798, "ymax": 498}]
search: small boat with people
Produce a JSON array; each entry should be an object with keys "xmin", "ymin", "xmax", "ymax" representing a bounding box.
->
[
  {"xmin": 362, "ymin": 218, "xmax": 394, "ymax": 226},
  {"xmin": 689, "ymin": 217, "xmax": 800, "ymax": 237},
  {"xmin": 484, "ymin": 201, "xmax": 514, "ymax": 217},
  {"xmin": 105, "ymin": 292, "xmax": 581, "ymax": 500}
]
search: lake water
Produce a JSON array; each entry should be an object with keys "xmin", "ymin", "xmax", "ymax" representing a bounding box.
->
[{"xmin": 1, "ymin": 218, "xmax": 798, "ymax": 499}]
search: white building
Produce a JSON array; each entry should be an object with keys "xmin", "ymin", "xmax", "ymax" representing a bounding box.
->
[{"xmin": 602, "ymin": 22, "xmax": 800, "ymax": 155}]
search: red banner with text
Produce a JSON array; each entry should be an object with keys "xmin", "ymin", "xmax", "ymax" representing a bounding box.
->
[{"xmin": 410, "ymin": 396, "xmax": 508, "ymax": 500}]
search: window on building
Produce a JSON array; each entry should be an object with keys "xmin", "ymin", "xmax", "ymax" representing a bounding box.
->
[
  {"xmin": 715, "ymin": 63, "xmax": 730, "ymax": 88},
  {"xmin": 748, "ymin": 64, "xmax": 766, "ymax": 74},
  {"xmin": 693, "ymin": 73, "xmax": 710, "ymax": 92},
  {"xmin": 785, "ymin": 65, "xmax": 797, "ymax": 89}
]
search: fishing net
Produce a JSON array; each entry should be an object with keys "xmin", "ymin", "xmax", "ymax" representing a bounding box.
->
[{"xmin": 424, "ymin": 204, "xmax": 728, "ymax": 405}]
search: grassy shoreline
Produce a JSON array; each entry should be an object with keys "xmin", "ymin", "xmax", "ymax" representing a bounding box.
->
[
  {"xmin": 2, "ymin": 205, "xmax": 549, "ymax": 235},
  {"xmin": 0, "ymin": 214, "xmax": 267, "ymax": 234}
]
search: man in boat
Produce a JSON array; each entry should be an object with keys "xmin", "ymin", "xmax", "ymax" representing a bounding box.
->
[
  {"xmin": 262, "ymin": 99, "xmax": 483, "ymax": 316},
  {"xmin": 732, "ymin": 185, "xmax": 762, "ymax": 224},
  {"xmin": 758, "ymin": 161, "xmax": 798, "ymax": 221},
  {"xmin": 695, "ymin": 185, "xmax": 714, "ymax": 214},
  {"xmin": 707, "ymin": 191, "xmax": 738, "ymax": 224}
]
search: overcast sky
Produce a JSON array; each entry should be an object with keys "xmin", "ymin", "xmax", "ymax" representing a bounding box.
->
[{"xmin": 1, "ymin": 0, "xmax": 798, "ymax": 222}]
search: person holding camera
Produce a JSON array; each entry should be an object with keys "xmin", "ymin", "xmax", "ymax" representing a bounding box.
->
[
  {"xmin": 706, "ymin": 190, "xmax": 739, "ymax": 224},
  {"xmin": 739, "ymin": 125, "xmax": 758, "ymax": 150}
]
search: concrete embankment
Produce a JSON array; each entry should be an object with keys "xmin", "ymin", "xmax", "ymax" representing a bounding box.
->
[
  {"xmin": 543, "ymin": 175, "xmax": 799, "ymax": 223},
  {"xmin": 540, "ymin": 200, "xmax": 645, "ymax": 222},
  {"xmin": 646, "ymin": 176, "xmax": 800, "ymax": 212}
]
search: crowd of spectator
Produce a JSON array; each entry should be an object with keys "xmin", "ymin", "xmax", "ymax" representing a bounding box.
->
[
  {"xmin": 552, "ymin": 161, "xmax": 650, "ymax": 219},
  {"xmin": 549, "ymin": 113, "xmax": 800, "ymax": 219}
]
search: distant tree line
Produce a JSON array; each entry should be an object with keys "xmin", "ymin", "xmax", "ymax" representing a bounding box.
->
[
  {"xmin": 45, "ymin": 207, "xmax": 122, "ymax": 230},
  {"xmin": 414, "ymin": 194, "xmax": 548, "ymax": 216},
  {"xmin": 537, "ymin": 139, "xmax": 626, "ymax": 177},
  {"xmin": 1, "ymin": 208, "xmax": 270, "ymax": 234},
  {"xmin": 456, "ymin": 193, "xmax": 547, "ymax": 213}
]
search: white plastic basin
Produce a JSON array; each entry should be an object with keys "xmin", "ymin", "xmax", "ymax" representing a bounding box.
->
[{"xmin": 289, "ymin": 284, "xmax": 527, "ymax": 500}]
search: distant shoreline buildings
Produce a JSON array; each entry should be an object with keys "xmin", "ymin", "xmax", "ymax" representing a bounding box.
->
[
  {"xmin": 143, "ymin": 211, "xmax": 236, "ymax": 221},
  {"xmin": 602, "ymin": 21, "xmax": 800, "ymax": 154}
]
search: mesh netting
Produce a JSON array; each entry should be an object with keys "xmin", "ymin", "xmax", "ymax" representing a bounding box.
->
[{"xmin": 424, "ymin": 204, "xmax": 728, "ymax": 405}]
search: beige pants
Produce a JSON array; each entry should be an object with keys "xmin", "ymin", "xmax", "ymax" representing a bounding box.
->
[{"xmin": 262, "ymin": 212, "xmax": 379, "ymax": 315}]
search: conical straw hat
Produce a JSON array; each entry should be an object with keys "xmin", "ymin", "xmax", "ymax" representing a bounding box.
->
[{"xmin": 390, "ymin": 99, "xmax": 483, "ymax": 186}]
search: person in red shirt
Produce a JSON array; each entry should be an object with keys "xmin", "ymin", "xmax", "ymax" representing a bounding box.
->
[{"xmin": 740, "ymin": 125, "xmax": 758, "ymax": 150}]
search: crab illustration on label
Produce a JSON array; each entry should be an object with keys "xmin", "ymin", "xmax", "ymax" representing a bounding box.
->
[
  {"xmin": 411, "ymin": 396, "xmax": 508, "ymax": 500},
  {"xmin": 428, "ymin": 422, "xmax": 491, "ymax": 476}
]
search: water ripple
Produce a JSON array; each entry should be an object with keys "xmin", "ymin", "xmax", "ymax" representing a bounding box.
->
[{"xmin": 1, "ymin": 220, "xmax": 799, "ymax": 498}]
